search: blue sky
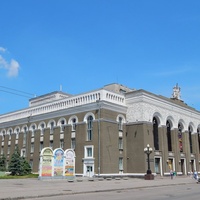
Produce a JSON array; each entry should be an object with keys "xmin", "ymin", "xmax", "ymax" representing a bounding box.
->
[{"xmin": 1, "ymin": 0, "xmax": 200, "ymax": 114}]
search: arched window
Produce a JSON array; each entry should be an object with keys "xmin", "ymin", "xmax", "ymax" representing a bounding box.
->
[
  {"xmin": 188, "ymin": 126, "xmax": 193, "ymax": 153},
  {"xmin": 48, "ymin": 120, "xmax": 56, "ymax": 134},
  {"xmin": 30, "ymin": 124, "xmax": 36, "ymax": 137},
  {"xmin": 71, "ymin": 118, "xmax": 76, "ymax": 131},
  {"xmin": 178, "ymin": 123, "xmax": 183, "ymax": 152},
  {"xmin": 2, "ymin": 130, "xmax": 5, "ymax": 141},
  {"xmin": 69, "ymin": 116, "xmax": 78, "ymax": 131},
  {"xmin": 87, "ymin": 115, "xmax": 93, "ymax": 141},
  {"xmin": 166, "ymin": 120, "xmax": 172, "ymax": 152},
  {"xmin": 15, "ymin": 127, "xmax": 20, "ymax": 139},
  {"xmin": 39, "ymin": 122, "xmax": 46, "ymax": 135},
  {"xmin": 153, "ymin": 117, "xmax": 159, "ymax": 150}
]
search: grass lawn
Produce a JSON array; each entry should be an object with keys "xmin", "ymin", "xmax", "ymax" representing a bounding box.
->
[{"xmin": 0, "ymin": 173, "xmax": 38, "ymax": 179}]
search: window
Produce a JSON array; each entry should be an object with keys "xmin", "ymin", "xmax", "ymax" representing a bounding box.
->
[
  {"xmin": 2, "ymin": 130, "xmax": 5, "ymax": 141},
  {"xmin": 50, "ymin": 140, "xmax": 53, "ymax": 148},
  {"xmin": 31, "ymin": 143, "xmax": 34, "ymax": 153},
  {"xmin": 119, "ymin": 158, "xmax": 123, "ymax": 170},
  {"xmin": 31, "ymin": 125, "xmax": 35, "ymax": 137},
  {"xmin": 178, "ymin": 123, "xmax": 183, "ymax": 152},
  {"xmin": 85, "ymin": 146, "xmax": 93, "ymax": 158},
  {"xmin": 60, "ymin": 139, "xmax": 64, "ymax": 149},
  {"xmin": 87, "ymin": 116, "xmax": 93, "ymax": 141},
  {"xmin": 50, "ymin": 122, "xmax": 54, "ymax": 134},
  {"xmin": 40, "ymin": 142, "xmax": 43, "ymax": 152},
  {"xmin": 8, "ymin": 129, "xmax": 12, "ymax": 140},
  {"xmin": 16, "ymin": 128, "xmax": 19, "ymax": 139},
  {"xmin": 1, "ymin": 147, "xmax": 4, "ymax": 155},
  {"xmin": 87, "ymin": 148, "xmax": 92, "ymax": 157},
  {"xmin": 71, "ymin": 138, "xmax": 76, "ymax": 150},
  {"xmin": 60, "ymin": 120, "xmax": 65, "ymax": 132},
  {"xmin": 153, "ymin": 117, "xmax": 159, "ymax": 150},
  {"xmin": 119, "ymin": 138, "xmax": 123, "ymax": 150},
  {"xmin": 166, "ymin": 121, "xmax": 172, "ymax": 152},
  {"xmin": 118, "ymin": 117, "xmax": 123, "ymax": 131},
  {"xmin": 72, "ymin": 118, "xmax": 76, "ymax": 131},
  {"xmin": 198, "ymin": 128, "xmax": 200, "ymax": 153},
  {"xmin": 7, "ymin": 146, "xmax": 10, "ymax": 154},
  {"xmin": 23, "ymin": 127, "xmax": 27, "ymax": 146},
  {"xmin": 40, "ymin": 123, "xmax": 45, "ymax": 135},
  {"xmin": 21, "ymin": 149, "xmax": 26, "ymax": 157},
  {"xmin": 188, "ymin": 126, "xmax": 193, "ymax": 153}
]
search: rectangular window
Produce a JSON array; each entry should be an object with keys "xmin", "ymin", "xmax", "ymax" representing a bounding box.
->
[
  {"xmin": 50, "ymin": 141, "xmax": 53, "ymax": 148},
  {"xmin": 72, "ymin": 118, "xmax": 76, "ymax": 131},
  {"xmin": 60, "ymin": 139, "xmax": 64, "ymax": 149},
  {"xmin": 21, "ymin": 149, "xmax": 26, "ymax": 157},
  {"xmin": 87, "ymin": 148, "xmax": 92, "ymax": 157},
  {"xmin": 84, "ymin": 146, "xmax": 93, "ymax": 158},
  {"xmin": 87, "ymin": 116, "xmax": 93, "ymax": 141},
  {"xmin": 41, "ymin": 129, "xmax": 44, "ymax": 136},
  {"xmin": 31, "ymin": 143, "xmax": 34, "ymax": 153},
  {"xmin": 50, "ymin": 122, "xmax": 54, "ymax": 134},
  {"xmin": 7, "ymin": 146, "xmax": 10, "ymax": 154},
  {"xmin": 87, "ymin": 130, "xmax": 92, "ymax": 141},
  {"xmin": 23, "ymin": 133, "xmax": 27, "ymax": 146},
  {"xmin": 31, "ymin": 125, "xmax": 35, "ymax": 137},
  {"xmin": 119, "ymin": 158, "xmax": 123, "ymax": 170},
  {"xmin": 71, "ymin": 138, "xmax": 76, "ymax": 150},
  {"xmin": 60, "ymin": 125, "xmax": 65, "ymax": 132},
  {"xmin": 1, "ymin": 147, "xmax": 4, "ymax": 155},
  {"xmin": 119, "ymin": 138, "xmax": 123, "ymax": 150},
  {"xmin": 40, "ymin": 142, "xmax": 43, "ymax": 152}
]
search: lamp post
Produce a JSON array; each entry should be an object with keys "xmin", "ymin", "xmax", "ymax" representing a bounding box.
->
[{"xmin": 144, "ymin": 144, "xmax": 154, "ymax": 180}]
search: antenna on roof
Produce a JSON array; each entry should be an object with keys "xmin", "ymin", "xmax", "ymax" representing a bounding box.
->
[{"xmin": 60, "ymin": 85, "xmax": 62, "ymax": 91}]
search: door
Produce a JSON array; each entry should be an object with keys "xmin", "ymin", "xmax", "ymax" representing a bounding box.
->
[{"xmin": 86, "ymin": 165, "xmax": 94, "ymax": 177}]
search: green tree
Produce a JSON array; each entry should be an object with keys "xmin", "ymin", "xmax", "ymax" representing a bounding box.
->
[
  {"xmin": 21, "ymin": 157, "xmax": 31, "ymax": 175},
  {"xmin": 8, "ymin": 146, "xmax": 32, "ymax": 176},
  {"xmin": 8, "ymin": 146, "xmax": 23, "ymax": 175},
  {"xmin": 0, "ymin": 154, "xmax": 6, "ymax": 171}
]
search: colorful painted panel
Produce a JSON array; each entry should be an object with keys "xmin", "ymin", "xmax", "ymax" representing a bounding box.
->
[
  {"xmin": 53, "ymin": 148, "xmax": 64, "ymax": 176},
  {"xmin": 65, "ymin": 149, "xmax": 75, "ymax": 176},
  {"xmin": 41, "ymin": 148, "xmax": 53, "ymax": 177}
]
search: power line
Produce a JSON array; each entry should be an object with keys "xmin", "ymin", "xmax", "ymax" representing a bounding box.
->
[
  {"xmin": 0, "ymin": 89, "xmax": 32, "ymax": 98},
  {"xmin": 0, "ymin": 86, "xmax": 35, "ymax": 96}
]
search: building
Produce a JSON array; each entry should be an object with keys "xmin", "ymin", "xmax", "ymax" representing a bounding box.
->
[{"xmin": 0, "ymin": 83, "xmax": 200, "ymax": 177}]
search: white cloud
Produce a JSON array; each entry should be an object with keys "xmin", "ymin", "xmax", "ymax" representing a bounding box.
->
[
  {"xmin": 7, "ymin": 59, "xmax": 20, "ymax": 77},
  {"xmin": 0, "ymin": 52, "xmax": 20, "ymax": 77},
  {"xmin": 0, "ymin": 47, "xmax": 6, "ymax": 52}
]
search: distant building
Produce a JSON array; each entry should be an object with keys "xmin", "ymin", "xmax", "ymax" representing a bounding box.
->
[{"xmin": 0, "ymin": 83, "xmax": 200, "ymax": 176}]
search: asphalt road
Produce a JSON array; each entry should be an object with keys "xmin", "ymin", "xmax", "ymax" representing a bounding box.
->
[
  {"xmin": 28, "ymin": 184, "xmax": 200, "ymax": 200},
  {"xmin": 0, "ymin": 176, "xmax": 197, "ymax": 199}
]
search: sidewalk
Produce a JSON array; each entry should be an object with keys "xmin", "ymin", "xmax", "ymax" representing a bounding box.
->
[{"xmin": 0, "ymin": 176, "xmax": 196, "ymax": 200}]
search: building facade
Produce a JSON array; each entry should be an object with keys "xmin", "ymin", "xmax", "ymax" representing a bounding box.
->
[{"xmin": 0, "ymin": 83, "xmax": 200, "ymax": 176}]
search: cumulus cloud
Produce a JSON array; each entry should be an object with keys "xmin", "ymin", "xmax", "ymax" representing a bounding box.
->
[{"xmin": 0, "ymin": 47, "xmax": 20, "ymax": 77}]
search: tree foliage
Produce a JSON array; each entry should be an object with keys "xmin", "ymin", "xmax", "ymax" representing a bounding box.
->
[
  {"xmin": 8, "ymin": 146, "xmax": 31, "ymax": 176},
  {"xmin": 0, "ymin": 154, "xmax": 6, "ymax": 171}
]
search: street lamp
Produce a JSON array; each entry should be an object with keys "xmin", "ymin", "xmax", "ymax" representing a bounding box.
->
[{"xmin": 144, "ymin": 144, "xmax": 154, "ymax": 180}]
